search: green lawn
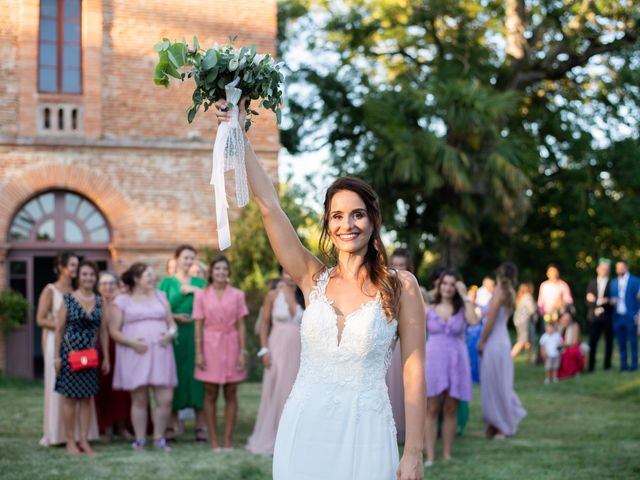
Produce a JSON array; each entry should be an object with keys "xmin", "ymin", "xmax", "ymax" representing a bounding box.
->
[{"xmin": 1, "ymin": 358, "xmax": 639, "ymax": 480}]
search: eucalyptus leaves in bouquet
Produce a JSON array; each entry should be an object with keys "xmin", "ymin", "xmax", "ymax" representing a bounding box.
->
[
  {"xmin": 153, "ymin": 36, "xmax": 285, "ymax": 251},
  {"xmin": 153, "ymin": 36, "xmax": 284, "ymax": 131}
]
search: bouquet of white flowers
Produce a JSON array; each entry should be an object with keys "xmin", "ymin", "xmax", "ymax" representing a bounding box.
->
[{"xmin": 154, "ymin": 36, "xmax": 285, "ymax": 250}]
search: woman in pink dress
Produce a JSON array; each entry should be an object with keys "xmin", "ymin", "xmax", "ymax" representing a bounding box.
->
[
  {"xmin": 194, "ymin": 256, "xmax": 249, "ymax": 450},
  {"xmin": 108, "ymin": 262, "xmax": 178, "ymax": 451},
  {"xmin": 247, "ymin": 267, "xmax": 304, "ymax": 455}
]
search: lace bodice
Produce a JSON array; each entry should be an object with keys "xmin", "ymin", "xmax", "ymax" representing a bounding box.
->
[{"xmin": 289, "ymin": 268, "xmax": 398, "ymax": 415}]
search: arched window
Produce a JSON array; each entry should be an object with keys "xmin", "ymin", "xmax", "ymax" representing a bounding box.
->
[{"xmin": 9, "ymin": 191, "xmax": 111, "ymax": 246}]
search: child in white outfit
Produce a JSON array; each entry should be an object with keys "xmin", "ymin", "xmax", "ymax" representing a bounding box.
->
[{"xmin": 539, "ymin": 322, "xmax": 563, "ymax": 384}]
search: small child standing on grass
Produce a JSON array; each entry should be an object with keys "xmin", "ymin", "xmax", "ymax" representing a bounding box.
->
[{"xmin": 539, "ymin": 321, "xmax": 563, "ymax": 384}]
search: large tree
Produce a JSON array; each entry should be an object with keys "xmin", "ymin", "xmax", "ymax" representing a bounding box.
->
[{"xmin": 278, "ymin": 0, "xmax": 640, "ymax": 274}]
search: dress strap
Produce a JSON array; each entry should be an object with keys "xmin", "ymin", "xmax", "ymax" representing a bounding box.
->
[{"xmin": 47, "ymin": 283, "xmax": 63, "ymax": 298}]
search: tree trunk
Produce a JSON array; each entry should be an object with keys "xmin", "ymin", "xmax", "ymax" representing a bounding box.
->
[
  {"xmin": 440, "ymin": 235, "xmax": 468, "ymax": 270},
  {"xmin": 505, "ymin": 0, "xmax": 527, "ymax": 60},
  {"xmin": 404, "ymin": 201, "xmax": 424, "ymax": 273}
]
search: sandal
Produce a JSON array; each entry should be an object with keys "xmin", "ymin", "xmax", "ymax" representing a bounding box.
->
[
  {"xmin": 77, "ymin": 443, "xmax": 97, "ymax": 456},
  {"xmin": 154, "ymin": 438, "xmax": 171, "ymax": 452},
  {"xmin": 65, "ymin": 444, "xmax": 81, "ymax": 456},
  {"xmin": 195, "ymin": 428, "xmax": 207, "ymax": 443},
  {"xmin": 131, "ymin": 439, "xmax": 146, "ymax": 450}
]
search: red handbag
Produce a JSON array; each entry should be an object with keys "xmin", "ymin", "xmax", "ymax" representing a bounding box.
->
[
  {"xmin": 68, "ymin": 348, "xmax": 99, "ymax": 371},
  {"xmin": 65, "ymin": 335, "xmax": 99, "ymax": 372}
]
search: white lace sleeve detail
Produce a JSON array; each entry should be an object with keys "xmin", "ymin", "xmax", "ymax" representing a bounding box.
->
[{"xmin": 308, "ymin": 267, "xmax": 331, "ymax": 303}]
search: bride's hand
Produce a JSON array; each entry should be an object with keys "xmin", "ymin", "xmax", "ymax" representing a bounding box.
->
[
  {"xmin": 214, "ymin": 97, "xmax": 247, "ymax": 127},
  {"xmin": 396, "ymin": 451, "xmax": 423, "ymax": 480}
]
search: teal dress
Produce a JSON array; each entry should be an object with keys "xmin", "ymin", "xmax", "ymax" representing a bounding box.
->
[{"xmin": 158, "ymin": 276, "xmax": 206, "ymax": 410}]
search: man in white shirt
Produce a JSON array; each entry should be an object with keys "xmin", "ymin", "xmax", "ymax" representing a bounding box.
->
[{"xmin": 476, "ymin": 277, "xmax": 494, "ymax": 311}]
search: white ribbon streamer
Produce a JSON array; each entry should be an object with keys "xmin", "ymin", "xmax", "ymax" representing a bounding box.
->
[{"xmin": 210, "ymin": 77, "xmax": 249, "ymax": 250}]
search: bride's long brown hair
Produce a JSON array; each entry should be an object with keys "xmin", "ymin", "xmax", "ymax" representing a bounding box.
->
[{"xmin": 318, "ymin": 176, "xmax": 402, "ymax": 320}]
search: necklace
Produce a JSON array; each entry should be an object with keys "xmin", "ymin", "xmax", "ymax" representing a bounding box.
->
[{"xmin": 76, "ymin": 290, "xmax": 95, "ymax": 301}]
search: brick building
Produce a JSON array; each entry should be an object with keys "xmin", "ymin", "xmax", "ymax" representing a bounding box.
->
[{"xmin": 0, "ymin": 0, "xmax": 280, "ymax": 377}]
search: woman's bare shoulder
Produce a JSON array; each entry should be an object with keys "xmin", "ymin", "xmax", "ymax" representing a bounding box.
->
[
  {"xmin": 390, "ymin": 268, "xmax": 417, "ymax": 285},
  {"xmin": 493, "ymin": 284, "xmax": 508, "ymax": 300},
  {"xmin": 39, "ymin": 284, "xmax": 54, "ymax": 300},
  {"xmin": 394, "ymin": 270, "xmax": 422, "ymax": 304}
]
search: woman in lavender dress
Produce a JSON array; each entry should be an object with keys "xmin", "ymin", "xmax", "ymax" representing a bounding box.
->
[
  {"xmin": 478, "ymin": 263, "xmax": 526, "ymax": 439},
  {"xmin": 109, "ymin": 263, "xmax": 178, "ymax": 450},
  {"xmin": 424, "ymin": 270, "xmax": 478, "ymax": 466}
]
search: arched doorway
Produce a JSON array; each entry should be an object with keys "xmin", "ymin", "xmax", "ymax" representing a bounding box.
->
[{"xmin": 5, "ymin": 190, "xmax": 112, "ymax": 378}]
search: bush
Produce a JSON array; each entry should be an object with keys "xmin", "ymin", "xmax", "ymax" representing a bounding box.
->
[{"xmin": 0, "ymin": 289, "xmax": 29, "ymax": 334}]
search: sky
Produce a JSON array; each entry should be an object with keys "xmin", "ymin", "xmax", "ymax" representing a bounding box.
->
[{"xmin": 278, "ymin": 148, "xmax": 331, "ymax": 210}]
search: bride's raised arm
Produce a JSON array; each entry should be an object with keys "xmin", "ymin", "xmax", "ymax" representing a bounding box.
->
[{"xmin": 215, "ymin": 99, "xmax": 322, "ymax": 292}]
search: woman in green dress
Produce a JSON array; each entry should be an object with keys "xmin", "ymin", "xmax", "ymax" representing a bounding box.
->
[{"xmin": 158, "ymin": 244, "xmax": 207, "ymax": 442}]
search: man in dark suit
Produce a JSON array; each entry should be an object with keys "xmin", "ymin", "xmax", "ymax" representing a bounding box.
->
[
  {"xmin": 586, "ymin": 258, "xmax": 612, "ymax": 371},
  {"xmin": 610, "ymin": 260, "xmax": 640, "ymax": 371}
]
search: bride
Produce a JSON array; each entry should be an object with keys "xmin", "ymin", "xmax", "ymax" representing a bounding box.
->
[{"xmin": 215, "ymin": 100, "xmax": 425, "ymax": 480}]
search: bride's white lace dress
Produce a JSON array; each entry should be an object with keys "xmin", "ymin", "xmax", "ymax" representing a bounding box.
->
[{"xmin": 273, "ymin": 268, "xmax": 399, "ymax": 480}]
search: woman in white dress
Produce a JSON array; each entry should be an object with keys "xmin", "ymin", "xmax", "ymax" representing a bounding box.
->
[
  {"xmin": 216, "ymin": 101, "xmax": 426, "ymax": 480},
  {"xmin": 37, "ymin": 252, "xmax": 99, "ymax": 446}
]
